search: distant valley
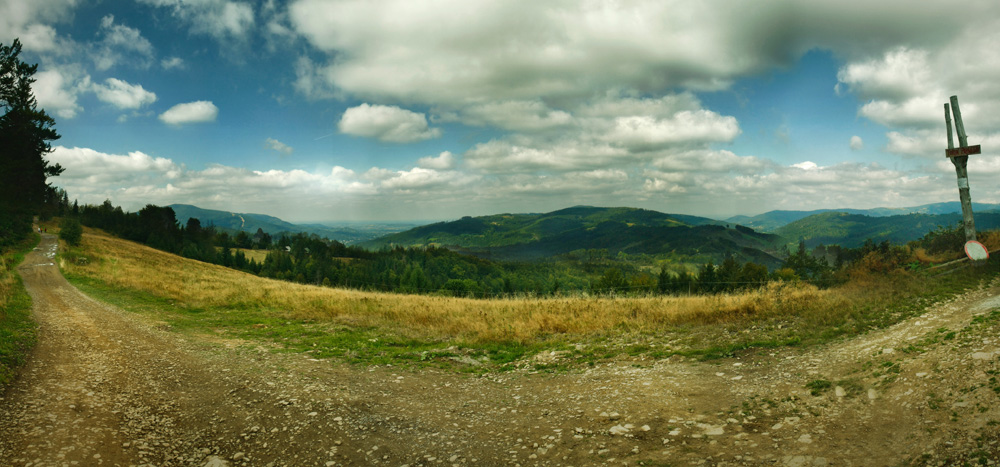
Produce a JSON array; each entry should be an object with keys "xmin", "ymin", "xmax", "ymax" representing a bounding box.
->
[
  {"xmin": 168, "ymin": 204, "xmax": 417, "ymax": 245},
  {"xmin": 170, "ymin": 201, "xmax": 1000, "ymax": 262}
]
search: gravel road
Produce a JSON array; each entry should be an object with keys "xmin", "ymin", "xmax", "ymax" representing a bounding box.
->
[{"xmin": 2, "ymin": 233, "xmax": 1000, "ymax": 466}]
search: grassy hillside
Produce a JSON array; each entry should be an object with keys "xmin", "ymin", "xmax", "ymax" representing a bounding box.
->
[
  {"xmin": 777, "ymin": 212, "xmax": 1000, "ymax": 248},
  {"xmin": 362, "ymin": 206, "xmax": 780, "ymax": 266},
  {"xmin": 58, "ymin": 226, "xmax": 1000, "ymax": 368}
]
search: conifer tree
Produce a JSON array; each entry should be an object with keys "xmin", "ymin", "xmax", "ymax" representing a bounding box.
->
[{"xmin": 1, "ymin": 39, "xmax": 62, "ymax": 244}]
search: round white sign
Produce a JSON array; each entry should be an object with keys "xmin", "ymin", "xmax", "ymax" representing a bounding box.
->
[{"xmin": 965, "ymin": 240, "xmax": 989, "ymax": 261}]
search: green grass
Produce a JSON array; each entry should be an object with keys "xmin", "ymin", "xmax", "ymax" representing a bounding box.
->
[
  {"xmin": 0, "ymin": 233, "xmax": 40, "ymax": 390},
  {"xmin": 65, "ymin": 256, "xmax": 1000, "ymax": 372},
  {"xmin": 59, "ymin": 230, "xmax": 1000, "ymax": 372},
  {"xmin": 67, "ymin": 272, "xmax": 552, "ymax": 371}
]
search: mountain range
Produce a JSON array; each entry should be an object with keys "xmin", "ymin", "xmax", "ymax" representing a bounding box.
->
[
  {"xmin": 360, "ymin": 206, "xmax": 786, "ymax": 267},
  {"xmin": 726, "ymin": 202, "xmax": 1000, "ymax": 232},
  {"xmin": 167, "ymin": 204, "xmax": 414, "ymax": 244},
  {"xmin": 169, "ymin": 201, "xmax": 1000, "ymax": 263}
]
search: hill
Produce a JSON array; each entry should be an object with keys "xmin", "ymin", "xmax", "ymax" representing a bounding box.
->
[
  {"xmin": 167, "ymin": 204, "xmax": 411, "ymax": 244},
  {"xmin": 776, "ymin": 211, "xmax": 1000, "ymax": 248},
  {"xmin": 728, "ymin": 201, "xmax": 1000, "ymax": 232},
  {"xmin": 361, "ymin": 206, "xmax": 785, "ymax": 267}
]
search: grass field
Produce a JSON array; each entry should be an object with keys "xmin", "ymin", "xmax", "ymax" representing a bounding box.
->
[
  {"xmin": 60, "ymin": 227, "xmax": 1000, "ymax": 370},
  {"xmin": 0, "ymin": 233, "xmax": 39, "ymax": 389}
]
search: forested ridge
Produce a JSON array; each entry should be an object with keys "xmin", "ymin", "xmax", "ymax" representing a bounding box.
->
[{"xmin": 60, "ymin": 197, "xmax": 958, "ymax": 299}]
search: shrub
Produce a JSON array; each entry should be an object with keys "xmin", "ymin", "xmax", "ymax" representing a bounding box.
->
[{"xmin": 59, "ymin": 217, "xmax": 83, "ymax": 246}]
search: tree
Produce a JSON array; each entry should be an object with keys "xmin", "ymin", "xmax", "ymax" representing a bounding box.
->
[
  {"xmin": 59, "ymin": 217, "xmax": 82, "ymax": 246},
  {"xmin": 1, "ymin": 39, "xmax": 62, "ymax": 245}
]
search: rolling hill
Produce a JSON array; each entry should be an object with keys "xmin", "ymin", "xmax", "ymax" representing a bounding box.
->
[
  {"xmin": 727, "ymin": 202, "xmax": 1000, "ymax": 232},
  {"xmin": 775, "ymin": 211, "xmax": 1000, "ymax": 248},
  {"xmin": 168, "ymin": 204, "xmax": 412, "ymax": 244},
  {"xmin": 361, "ymin": 206, "xmax": 785, "ymax": 267}
]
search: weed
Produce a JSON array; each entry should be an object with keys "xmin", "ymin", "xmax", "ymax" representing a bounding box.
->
[
  {"xmin": 0, "ymin": 233, "xmax": 40, "ymax": 390},
  {"xmin": 805, "ymin": 379, "xmax": 832, "ymax": 396}
]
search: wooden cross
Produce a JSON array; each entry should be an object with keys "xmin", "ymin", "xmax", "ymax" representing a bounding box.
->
[{"xmin": 944, "ymin": 95, "xmax": 980, "ymax": 241}]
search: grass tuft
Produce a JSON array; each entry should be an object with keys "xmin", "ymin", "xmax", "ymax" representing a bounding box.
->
[{"xmin": 0, "ymin": 233, "xmax": 40, "ymax": 390}]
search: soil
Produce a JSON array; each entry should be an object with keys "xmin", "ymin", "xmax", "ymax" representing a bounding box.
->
[{"xmin": 2, "ymin": 233, "xmax": 1000, "ymax": 466}]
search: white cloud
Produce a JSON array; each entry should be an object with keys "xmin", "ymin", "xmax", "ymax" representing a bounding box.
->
[
  {"xmin": 449, "ymin": 101, "xmax": 573, "ymax": 132},
  {"xmin": 287, "ymin": 0, "xmax": 985, "ymax": 106},
  {"xmin": 92, "ymin": 78, "xmax": 156, "ymax": 110},
  {"xmin": 417, "ymin": 151, "xmax": 456, "ymax": 170},
  {"xmin": 32, "ymin": 66, "xmax": 90, "ymax": 119},
  {"xmin": 380, "ymin": 167, "xmax": 476, "ymax": 191},
  {"xmin": 161, "ymin": 56, "xmax": 185, "ymax": 70},
  {"xmin": 605, "ymin": 111, "xmax": 740, "ymax": 151},
  {"xmin": 0, "ymin": 0, "xmax": 78, "ymax": 53},
  {"xmin": 138, "ymin": 0, "xmax": 255, "ymax": 42},
  {"xmin": 93, "ymin": 14, "xmax": 154, "ymax": 70},
  {"xmin": 159, "ymin": 100, "xmax": 219, "ymax": 125},
  {"xmin": 48, "ymin": 145, "xmax": 379, "ymax": 217},
  {"xmin": 850, "ymin": 135, "xmax": 864, "ymax": 151},
  {"xmin": 338, "ymin": 104, "xmax": 441, "ymax": 143},
  {"xmin": 265, "ymin": 137, "xmax": 293, "ymax": 155}
]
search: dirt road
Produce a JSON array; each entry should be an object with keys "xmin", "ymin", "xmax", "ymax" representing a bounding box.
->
[{"xmin": 2, "ymin": 234, "xmax": 1000, "ymax": 466}]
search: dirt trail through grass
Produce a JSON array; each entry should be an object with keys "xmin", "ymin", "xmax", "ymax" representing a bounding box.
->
[{"xmin": 3, "ymin": 234, "xmax": 1000, "ymax": 466}]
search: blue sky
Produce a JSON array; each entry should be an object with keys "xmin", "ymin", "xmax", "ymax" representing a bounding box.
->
[{"xmin": 4, "ymin": 0, "xmax": 1000, "ymax": 222}]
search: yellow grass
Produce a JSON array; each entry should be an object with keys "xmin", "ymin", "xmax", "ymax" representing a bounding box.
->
[{"xmin": 61, "ymin": 229, "xmax": 831, "ymax": 344}]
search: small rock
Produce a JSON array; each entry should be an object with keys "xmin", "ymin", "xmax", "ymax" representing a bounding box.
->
[
  {"xmin": 203, "ymin": 456, "xmax": 230, "ymax": 467},
  {"xmin": 609, "ymin": 425, "xmax": 630, "ymax": 435},
  {"xmin": 835, "ymin": 386, "xmax": 846, "ymax": 397}
]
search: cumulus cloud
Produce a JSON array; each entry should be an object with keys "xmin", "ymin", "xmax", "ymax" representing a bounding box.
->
[
  {"xmin": 338, "ymin": 104, "xmax": 441, "ymax": 143},
  {"xmin": 448, "ymin": 101, "xmax": 573, "ymax": 132},
  {"xmin": 32, "ymin": 66, "xmax": 91, "ymax": 119},
  {"xmin": 836, "ymin": 19, "xmax": 1000, "ymax": 161},
  {"xmin": 0, "ymin": 0, "xmax": 78, "ymax": 53},
  {"xmin": 417, "ymin": 151, "xmax": 456, "ymax": 170},
  {"xmin": 48, "ymin": 145, "xmax": 382, "ymax": 216},
  {"xmin": 138, "ymin": 0, "xmax": 255, "ymax": 42},
  {"xmin": 287, "ymin": 0, "xmax": 982, "ymax": 106},
  {"xmin": 159, "ymin": 100, "xmax": 219, "ymax": 125},
  {"xmin": 265, "ymin": 137, "xmax": 293, "ymax": 155},
  {"xmin": 92, "ymin": 78, "xmax": 157, "ymax": 110},
  {"xmin": 605, "ymin": 111, "xmax": 741, "ymax": 151},
  {"xmin": 850, "ymin": 135, "xmax": 864, "ymax": 151},
  {"xmin": 93, "ymin": 14, "xmax": 154, "ymax": 70}
]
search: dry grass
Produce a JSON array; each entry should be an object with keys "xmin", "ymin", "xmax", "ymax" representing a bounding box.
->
[{"xmin": 62, "ymin": 230, "xmax": 833, "ymax": 345}]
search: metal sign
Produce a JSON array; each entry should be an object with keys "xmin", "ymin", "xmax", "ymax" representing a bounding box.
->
[
  {"xmin": 965, "ymin": 240, "xmax": 989, "ymax": 261},
  {"xmin": 946, "ymin": 144, "xmax": 982, "ymax": 158}
]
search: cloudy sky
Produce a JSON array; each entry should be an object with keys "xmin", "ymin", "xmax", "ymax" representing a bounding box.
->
[{"xmin": 5, "ymin": 0, "xmax": 1000, "ymax": 222}]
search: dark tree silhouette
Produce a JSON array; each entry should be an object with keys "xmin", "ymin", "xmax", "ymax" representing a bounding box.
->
[{"xmin": 1, "ymin": 39, "xmax": 62, "ymax": 245}]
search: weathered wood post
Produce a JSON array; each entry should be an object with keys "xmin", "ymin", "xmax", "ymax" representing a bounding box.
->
[{"xmin": 945, "ymin": 95, "xmax": 980, "ymax": 242}]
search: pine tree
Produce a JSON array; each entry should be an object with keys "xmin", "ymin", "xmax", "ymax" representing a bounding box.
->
[{"xmin": 1, "ymin": 39, "xmax": 63, "ymax": 244}]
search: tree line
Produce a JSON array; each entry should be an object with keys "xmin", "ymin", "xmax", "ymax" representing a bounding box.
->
[{"xmin": 62, "ymin": 196, "xmax": 935, "ymax": 299}]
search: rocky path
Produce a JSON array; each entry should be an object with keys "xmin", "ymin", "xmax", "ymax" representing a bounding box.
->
[{"xmin": 2, "ymin": 234, "xmax": 1000, "ymax": 466}]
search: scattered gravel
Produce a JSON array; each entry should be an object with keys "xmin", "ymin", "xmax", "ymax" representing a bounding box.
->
[{"xmin": 3, "ymin": 234, "xmax": 1000, "ymax": 466}]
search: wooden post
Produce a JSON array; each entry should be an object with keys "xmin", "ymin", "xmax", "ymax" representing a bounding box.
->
[{"xmin": 947, "ymin": 96, "xmax": 977, "ymax": 242}]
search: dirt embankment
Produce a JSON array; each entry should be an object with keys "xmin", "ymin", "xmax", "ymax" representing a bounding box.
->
[{"xmin": 2, "ymin": 233, "xmax": 1000, "ymax": 466}]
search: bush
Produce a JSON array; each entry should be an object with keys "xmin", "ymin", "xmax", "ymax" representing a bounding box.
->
[{"xmin": 59, "ymin": 217, "xmax": 82, "ymax": 246}]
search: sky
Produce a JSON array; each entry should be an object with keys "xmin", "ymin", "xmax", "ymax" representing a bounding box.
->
[{"xmin": 4, "ymin": 0, "xmax": 1000, "ymax": 223}]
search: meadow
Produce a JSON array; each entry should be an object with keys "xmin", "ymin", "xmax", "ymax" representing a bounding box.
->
[{"xmin": 59, "ymin": 225, "xmax": 1000, "ymax": 370}]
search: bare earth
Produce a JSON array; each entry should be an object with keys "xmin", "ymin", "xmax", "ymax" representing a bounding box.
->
[{"xmin": 2, "ymin": 234, "xmax": 1000, "ymax": 466}]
